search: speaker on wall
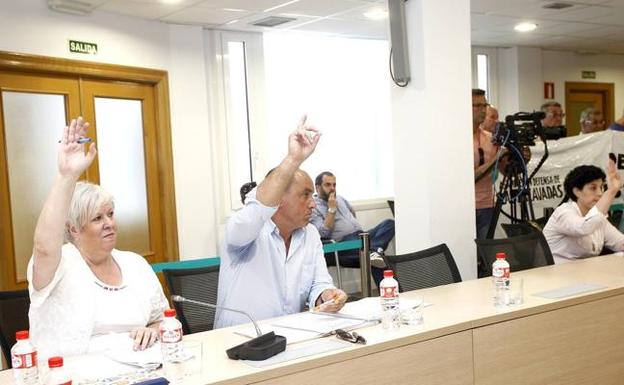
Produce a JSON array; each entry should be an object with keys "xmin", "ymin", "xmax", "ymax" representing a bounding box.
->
[{"xmin": 388, "ymin": 0, "xmax": 410, "ymax": 85}]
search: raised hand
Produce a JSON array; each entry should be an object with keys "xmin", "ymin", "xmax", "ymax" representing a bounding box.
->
[
  {"xmin": 288, "ymin": 115, "xmax": 321, "ymax": 164},
  {"xmin": 606, "ymin": 157, "xmax": 621, "ymax": 193},
  {"xmin": 328, "ymin": 192, "xmax": 337, "ymax": 211},
  {"xmin": 58, "ymin": 117, "xmax": 97, "ymax": 179}
]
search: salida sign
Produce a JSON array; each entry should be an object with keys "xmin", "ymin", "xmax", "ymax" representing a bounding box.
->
[{"xmin": 69, "ymin": 40, "xmax": 98, "ymax": 55}]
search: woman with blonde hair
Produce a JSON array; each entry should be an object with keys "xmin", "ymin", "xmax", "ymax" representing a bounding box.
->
[{"xmin": 28, "ymin": 117, "xmax": 168, "ymax": 360}]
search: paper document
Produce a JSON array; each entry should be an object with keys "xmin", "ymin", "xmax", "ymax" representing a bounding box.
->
[
  {"xmin": 235, "ymin": 324, "xmax": 322, "ymax": 345},
  {"xmin": 272, "ymin": 311, "xmax": 370, "ymax": 334},
  {"xmin": 93, "ymin": 333, "xmax": 163, "ymax": 369},
  {"xmin": 340, "ymin": 297, "xmax": 426, "ymax": 320},
  {"xmin": 235, "ymin": 311, "xmax": 374, "ymax": 345}
]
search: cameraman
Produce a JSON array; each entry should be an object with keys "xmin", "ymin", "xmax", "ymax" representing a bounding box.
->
[
  {"xmin": 540, "ymin": 101, "xmax": 565, "ymax": 129},
  {"xmin": 472, "ymin": 89, "xmax": 531, "ymax": 239},
  {"xmin": 473, "ymin": 89, "xmax": 506, "ymax": 239}
]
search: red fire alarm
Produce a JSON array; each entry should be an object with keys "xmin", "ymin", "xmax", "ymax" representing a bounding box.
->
[{"xmin": 544, "ymin": 82, "xmax": 555, "ymax": 99}]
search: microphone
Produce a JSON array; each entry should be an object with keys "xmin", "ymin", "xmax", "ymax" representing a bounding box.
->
[{"xmin": 170, "ymin": 295, "xmax": 286, "ymax": 361}]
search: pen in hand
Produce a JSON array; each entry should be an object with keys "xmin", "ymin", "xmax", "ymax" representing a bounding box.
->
[
  {"xmin": 58, "ymin": 137, "xmax": 92, "ymax": 144},
  {"xmin": 313, "ymin": 297, "xmax": 336, "ymax": 312}
]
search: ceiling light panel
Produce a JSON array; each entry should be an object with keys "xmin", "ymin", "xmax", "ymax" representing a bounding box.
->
[
  {"xmin": 161, "ymin": 7, "xmax": 253, "ymax": 24},
  {"xmin": 267, "ymin": 0, "xmax": 362, "ymax": 18}
]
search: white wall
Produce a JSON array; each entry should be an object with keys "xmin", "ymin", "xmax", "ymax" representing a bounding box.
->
[
  {"xmin": 393, "ymin": 0, "xmax": 476, "ymax": 280},
  {"xmin": 542, "ymin": 50, "xmax": 624, "ymax": 121},
  {"xmin": 0, "ymin": 0, "xmax": 219, "ymax": 259},
  {"xmin": 494, "ymin": 47, "xmax": 624, "ymax": 120}
]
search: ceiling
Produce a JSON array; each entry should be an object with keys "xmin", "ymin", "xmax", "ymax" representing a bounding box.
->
[{"xmin": 54, "ymin": 0, "xmax": 624, "ymax": 54}]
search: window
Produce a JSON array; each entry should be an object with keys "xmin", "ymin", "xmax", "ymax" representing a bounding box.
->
[
  {"xmin": 263, "ymin": 32, "xmax": 393, "ymax": 201},
  {"xmin": 472, "ymin": 47, "xmax": 498, "ymax": 106},
  {"xmin": 477, "ymin": 54, "xmax": 489, "ymax": 97}
]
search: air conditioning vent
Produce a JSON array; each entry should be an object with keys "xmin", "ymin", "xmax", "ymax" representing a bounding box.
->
[
  {"xmin": 48, "ymin": 0, "xmax": 94, "ymax": 15},
  {"xmin": 542, "ymin": 2, "xmax": 574, "ymax": 10},
  {"xmin": 251, "ymin": 16, "xmax": 296, "ymax": 27}
]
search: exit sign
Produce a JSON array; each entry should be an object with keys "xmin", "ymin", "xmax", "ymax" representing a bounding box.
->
[
  {"xmin": 581, "ymin": 70, "xmax": 596, "ymax": 79},
  {"xmin": 69, "ymin": 40, "xmax": 98, "ymax": 55}
]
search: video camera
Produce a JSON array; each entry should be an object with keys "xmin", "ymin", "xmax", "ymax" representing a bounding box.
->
[{"xmin": 492, "ymin": 111, "xmax": 566, "ymax": 147}]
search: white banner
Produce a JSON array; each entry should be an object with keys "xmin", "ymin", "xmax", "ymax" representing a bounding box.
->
[{"xmin": 497, "ymin": 130, "xmax": 624, "ymax": 224}]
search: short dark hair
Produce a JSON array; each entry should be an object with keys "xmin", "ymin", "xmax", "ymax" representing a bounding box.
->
[
  {"xmin": 315, "ymin": 171, "xmax": 334, "ymax": 186},
  {"xmin": 472, "ymin": 88, "xmax": 486, "ymax": 97},
  {"xmin": 540, "ymin": 101, "xmax": 562, "ymax": 112},
  {"xmin": 240, "ymin": 181, "xmax": 257, "ymax": 204},
  {"xmin": 563, "ymin": 165, "xmax": 605, "ymax": 202}
]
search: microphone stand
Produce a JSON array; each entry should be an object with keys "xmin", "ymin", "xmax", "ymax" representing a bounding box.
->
[{"xmin": 171, "ymin": 295, "xmax": 287, "ymax": 361}]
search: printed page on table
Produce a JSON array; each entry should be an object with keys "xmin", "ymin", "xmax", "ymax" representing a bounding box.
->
[{"xmin": 339, "ymin": 297, "xmax": 425, "ymax": 320}]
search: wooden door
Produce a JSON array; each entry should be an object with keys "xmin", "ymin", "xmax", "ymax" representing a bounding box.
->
[
  {"xmin": 565, "ymin": 82, "xmax": 614, "ymax": 136},
  {"xmin": 0, "ymin": 52, "xmax": 178, "ymax": 290},
  {"xmin": 0, "ymin": 72, "xmax": 81, "ymax": 289}
]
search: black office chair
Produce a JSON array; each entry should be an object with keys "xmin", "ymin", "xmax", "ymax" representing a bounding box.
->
[
  {"xmin": 0, "ymin": 289, "xmax": 30, "ymax": 368},
  {"xmin": 500, "ymin": 221, "xmax": 542, "ymax": 237},
  {"xmin": 163, "ymin": 265, "xmax": 219, "ymax": 335},
  {"xmin": 384, "ymin": 243, "xmax": 462, "ymax": 292},
  {"xmin": 387, "ymin": 200, "xmax": 395, "ymax": 217},
  {"xmin": 475, "ymin": 232, "xmax": 554, "ymax": 277}
]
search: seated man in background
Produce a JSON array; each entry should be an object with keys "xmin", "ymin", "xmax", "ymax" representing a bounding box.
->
[
  {"xmin": 311, "ymin": 171, "xmax": 395, "ymax": 286},
  {"xmin": 215, "ymin": 117, "xmax": 347, "ymax": 328},
  {"xmin": 579, "ymin": 107, "xmax": 605, "ymax": 134},
  {"xmin": 543, "ymin": 159, "xmax": 624, "ymax": 264}
]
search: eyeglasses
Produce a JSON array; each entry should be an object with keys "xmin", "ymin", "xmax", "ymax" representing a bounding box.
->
[
  {"xmin": 472, "ymin": 103, "xmax": 489, "ymax": 108},
  {"xmin": 335, "ymin": 329, "xmax": 366, "ymax": 345}
]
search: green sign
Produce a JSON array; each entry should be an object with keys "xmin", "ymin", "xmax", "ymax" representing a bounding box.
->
[
  {"xmin": 69, "ymin": 40, "xmax": 98, "ymax": 55},
  {"xmin": 581, "ymin": 70, "xmax": 596, "ymax": 79}
]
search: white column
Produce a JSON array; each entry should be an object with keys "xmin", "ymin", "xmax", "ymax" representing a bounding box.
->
[
  {"xmin": 497, "ymin": 46, "xmax": 544, "ymax": 117},
  {"xmin": 391, "ymin": 0, "xmax": 476, "ymax": 279}
]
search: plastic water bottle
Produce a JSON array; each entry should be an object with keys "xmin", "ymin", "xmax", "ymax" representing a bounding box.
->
[
  {"xmin": 492, "ymin": 252, "xmax": 511, "ymax": 307},
  {"xmin": 160, "ymin": 308, "xmax": 183, "ymax": 383},
  {"xmin": 379, "ymin": 269, "xmax": 400, "ymax": 329},
  {"xmin": 11, "ymin": 330, "xmax": 39, "ymax": 385},
  {"xmin": 43, "ymin": 356, "xmax": 71, "ymax": 385}
]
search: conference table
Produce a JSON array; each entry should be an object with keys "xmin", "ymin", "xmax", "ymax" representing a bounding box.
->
[{"xmin": 2, "ymin": 254, "xmax": 624, "ymax": 384}]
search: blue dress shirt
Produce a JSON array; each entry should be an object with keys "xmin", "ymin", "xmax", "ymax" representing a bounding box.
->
[{"xmin": 215, "ymin": 190, "xmax": 335, "ymax": 328}]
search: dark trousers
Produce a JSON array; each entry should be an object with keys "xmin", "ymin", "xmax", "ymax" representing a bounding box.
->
[
  {"xmin": 337, "ymin": 219, "xmax": 395, "ymax": 287},
  {"xmin": 476, "ymin": 207, "xmax": 495, "ymax": 239}
]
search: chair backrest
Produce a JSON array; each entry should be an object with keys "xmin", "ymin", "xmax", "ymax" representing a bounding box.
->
[
  {"xmin": 163, "ymin": 265, "xmax": 220, "ymax": 335},
  {"xmin": 501, "ymin": 220, "xmax": 547, "ymax": 238},
  {"xmin": 0, "ymin": 289, "xmax": 30, "ymax": 368},
  {"xmin": 384, "ymin": 244, "xmax": 462, "ymax": 292},
  {"xmin": 475, "ymin": 232, "xmax": 554, "ymax": 277}
]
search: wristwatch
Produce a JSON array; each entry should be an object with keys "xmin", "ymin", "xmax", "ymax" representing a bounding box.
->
[{"xmin": 327, "ymin": 207, "xmax": 337, "ymax": 214}]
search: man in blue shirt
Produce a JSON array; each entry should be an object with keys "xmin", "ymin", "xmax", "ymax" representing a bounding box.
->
[
  {"xmin": 215, "ymin": 117, "xmax": 347, "ymax": 328},
  {"xmin": 311, "ymin": 171, "xmax": 395, "ymax": 285}
]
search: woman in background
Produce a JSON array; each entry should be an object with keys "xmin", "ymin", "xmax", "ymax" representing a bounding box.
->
[
  {"xmin": 543, "ymin": 159, "xmax": 624, "ymax": 263},
  {"xmin": 28, "ymin": 117, "xmax": 168, "ymax": 360}
]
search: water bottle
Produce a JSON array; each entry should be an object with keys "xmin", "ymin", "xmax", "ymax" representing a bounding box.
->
[
  {"xmin": 43, "ymin": 356, "xmax": 71, "ymax": 385},
  {"xmin": 160, "ymin": 308, "xmax": 183, "ymax": 383},
  {"xmin": 11, "ymin": 330, "xmax": 39, "ymax": 385},
  {"xmin": 492, "ymin": 252, "xmax": 511, "ymax": 307},
  {"xmin": 379, "ymin": 269, "xmax": 400, "ymax": 329}
]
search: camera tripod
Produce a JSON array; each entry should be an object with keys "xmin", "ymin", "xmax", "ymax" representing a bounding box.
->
[{"xmin": 484, "ymin": 142, "xmax": 549, "ymax": 239}]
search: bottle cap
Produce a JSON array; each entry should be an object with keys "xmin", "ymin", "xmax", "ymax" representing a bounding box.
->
[
  {"xmin": 164, "ymin": 308, "xmax": 177, "ymax": 317},
  {"xmin": 48, "ymin": 356, "xmax": 63, "ymax": 368},
  {"xmin": 383, "ymin": 270, "xmax": 394, "ymax": 278},
  {"xmin": 496, "ymin": 252, "xmax": 506, "ymax": 259},
  {"xmin": 15, "ymin": 330, "xmax": 29, "ymax": 340}
]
